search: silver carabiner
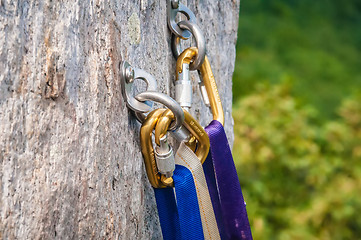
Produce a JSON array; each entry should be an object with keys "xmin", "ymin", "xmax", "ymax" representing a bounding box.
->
[{"xmin": 167, "ymin": 0, "xmax": 197, "ymax": 40}]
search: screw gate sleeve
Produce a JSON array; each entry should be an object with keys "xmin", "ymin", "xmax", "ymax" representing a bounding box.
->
[
  {"xmin": 175, "ymin": 63, "xmax": 192, "ymax": 108},
  {"xmin": 155, "ymin": 137, "xmax": 176, "ymax": 178},
  {"xmin": 199, "ymin": 81, "xmax": 211, "ymax": 107}
]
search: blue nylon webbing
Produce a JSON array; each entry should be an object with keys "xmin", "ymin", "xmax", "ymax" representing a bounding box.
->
[
  {"xmin": 173, "ymin": 165, "xmax": 205, "ymax": 240},
  {"xmin": 154, "ymin": 165, "xmax": 204, "ymax": 240},
  {"xmin": 154, "ymin": 187, "xmax": 181, "ymax": 240}
]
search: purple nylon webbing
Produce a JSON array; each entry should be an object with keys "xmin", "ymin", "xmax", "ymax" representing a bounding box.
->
[{"xmin": 204, "ymin": 120, "xmax": 253, "ymax": 240}]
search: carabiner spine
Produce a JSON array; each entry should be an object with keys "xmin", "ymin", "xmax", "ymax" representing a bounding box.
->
[{"xmin": 198, "ymin": 56, "xmax": 224, "ymax": 125}]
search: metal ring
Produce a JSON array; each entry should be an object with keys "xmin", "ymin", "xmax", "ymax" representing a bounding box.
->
[
  {"xmin": 135, "ymin": 91, "xmax": 184, "ymax": 131},
  {"xmin": 167, "ymin": 1, "xmax": 197, "ymax": 40},
  {"xmin": 171, "ymin": 20, "xmax": 206, "ymax": 70}
]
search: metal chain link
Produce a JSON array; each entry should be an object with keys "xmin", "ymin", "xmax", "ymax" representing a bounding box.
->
[{"xmin": 167, "ymin": 0, "xmax": 206, "ymax": 70}]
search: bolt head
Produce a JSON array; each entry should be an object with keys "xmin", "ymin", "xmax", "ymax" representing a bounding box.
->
[
  {"xmin": 171, "ymin": 0, "xmax": 179, "ymax": 9},
  {"xmin": 125, "ymin": 66, "xmax": 135, "ymax": 83}
]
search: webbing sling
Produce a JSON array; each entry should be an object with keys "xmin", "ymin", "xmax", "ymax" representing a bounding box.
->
[
  {"xmin": 154, "ymin": 187, "xmax": 181, "ymax": 240},
  {"xmin": 173, "ymin": 165, "xmax": 205, "ymax": 240},
  {"xmin": 154, "ymin": 164, "xmax": 204, "ymax": 240},
  {"xmin": 175, "ymin": 142, "xmax": 221, "ymax": 240},
  {"xmin": 204, "ymin": 120, "xmax": 253, "ymax": 240}
]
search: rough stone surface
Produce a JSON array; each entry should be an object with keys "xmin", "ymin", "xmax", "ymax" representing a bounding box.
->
[{"xmin": 0, "ymin": 0, "xmax": 240, "ymax": 239}]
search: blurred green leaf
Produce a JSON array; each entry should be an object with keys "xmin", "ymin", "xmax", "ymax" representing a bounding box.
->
[{"xmin": 233, "ymin": 83, "xmax": 361, "ymax": 239}]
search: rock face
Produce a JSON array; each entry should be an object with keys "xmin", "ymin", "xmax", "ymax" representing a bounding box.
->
[{"xmin": 0, "ymin": 1, "xmax": 239, "ymax": 238}]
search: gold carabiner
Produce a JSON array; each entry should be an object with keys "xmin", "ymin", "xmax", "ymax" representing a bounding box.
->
[
  {"xmin": 199, "ymin": 55, "xmax": 224, "ymax": 125},
  {"xmin": 176, "ymin": 47, "xmax": 197, "ymax": 79},
  {"xmin": 176, "ymin": 47, "xmax": 225, "ymax": 125},
  {"xmin": 140, "ymin": 108, "xmax": 173, "ymax": 188},
  {"xmin": 155, "ymin": 109, "xmax": 210, "ymax": 164}
]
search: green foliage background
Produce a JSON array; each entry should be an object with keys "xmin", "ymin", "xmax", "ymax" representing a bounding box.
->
[{"xmin": 232, "ymin": 0, "xmax": 361, "ymax": 238}]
